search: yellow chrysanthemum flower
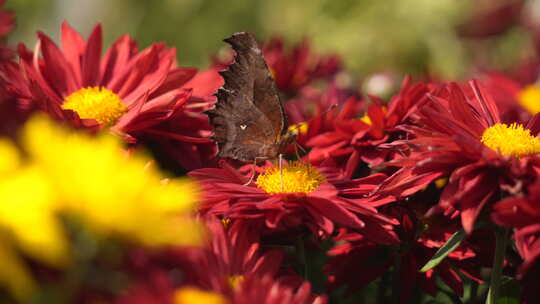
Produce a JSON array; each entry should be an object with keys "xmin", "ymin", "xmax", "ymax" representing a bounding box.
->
[
  {"xmin": 0, "ymin": 116, "xmax": 203, "ymax": 300},
  {"xmin": 22, "ymin": 116, "xmax": 203, "ymax": 247}
]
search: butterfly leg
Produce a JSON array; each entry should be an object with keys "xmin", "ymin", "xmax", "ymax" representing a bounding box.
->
[
  {"xmin": 294, "ymin": 142, "xmax": 307, "ymax": 160},
  {"xmin": 243, "ymin": 157, "xmax": 264, "ymax": 186}
]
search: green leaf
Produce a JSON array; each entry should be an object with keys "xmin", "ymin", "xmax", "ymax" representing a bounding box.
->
[{"xmin": 420, "ymin": 229, "xmax": 466, "ymax": 272}]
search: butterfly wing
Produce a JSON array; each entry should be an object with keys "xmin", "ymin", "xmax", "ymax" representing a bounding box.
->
[{"xmin": 207, "ymin": 32, "xmax": 287, "ymax": 161}]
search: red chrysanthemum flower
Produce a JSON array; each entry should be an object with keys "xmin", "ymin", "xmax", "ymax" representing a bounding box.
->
[
  {"xmin": 178, "ymin": 217, "xmax": 290, "ymax": 295},
  {"xmin": 189, "ymin": 161, "xmax": 397, "ymax": 244},
  {"xmin": 137, "ymin": 66, "xmax": 223, "ymax": 169},
  {"xmin": 2, "ymin": 22, "xmax": 215, "ymax": 152},
  {"xmin": 481, "ymin": 72, "xmax": 537, "ymax": 123},
  {"xmin": 456, "ymin": 1, "xmax": 523, "ymax": 38},
  {"xmin": 307, "ymin": 77, "xmax": 429, "ymax": 168},
  {"xmin": 376, "ymin": 80, "xmax": 540, "ymax": 233},
  {"xmin": 230, "ymin": 275, "xmax": 326, "ymax": 304},
  {"xmin": 284, "ymin": 83, "xmax": 355, "ymax": 152},
  {"xmin": 262, "ymin": 36, "xmax": 341, "ymax": 95},
  {"xmin": 168, "ymin": 218, "xmax": 325, "ymax": 304}
]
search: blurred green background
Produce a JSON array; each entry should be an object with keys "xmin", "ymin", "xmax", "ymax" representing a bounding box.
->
[{"xmin": 5, "ymin": 0, "xmax": 538, "ymax": 79}]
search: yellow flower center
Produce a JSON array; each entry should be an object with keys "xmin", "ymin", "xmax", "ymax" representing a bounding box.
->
[
  {"xmin": 517, "ymin": 85, "xmax": 540, "ymax": 115},
  {"xmin": 62, "ymin": 87, "xmax": 127, "ymax": 125},
  {"xmin": 228, "ymin": 275, "xmax": 244, "ymax": 290},
  {"xmin": 255, "ymin": 161, "xmax": 325, "ymax": 194},
  {"xmin": 434, "ymin": 177, "xmax": 448, "ymax": 189},
  {"xmin": 360, "ymin": 114, "xmax": 372, "ymax": 125},
  {"xmin": 287, "ymin": 122, "xmax": 309, "ymax": 135},
  {"xmin": 480, "ymin": 123, "xmax": 540, "ymax": 157},
  {"xmin": 359, "ymin": 106, "xmax": 387, "ymax": 126},
  {"xmin": 221, "ymin": 218, "xmax": 231, "ymax": 228},
  {"xmin": 174, "ymin": 287, "xmax": 228, "ymax": 304}
]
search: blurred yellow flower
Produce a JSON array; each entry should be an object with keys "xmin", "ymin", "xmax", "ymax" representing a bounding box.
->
[
  {"xmin": 0, "ymin": 137, "xmax": 69, "ymax": 301},
  {"xmin": 174, "ymin": 287, "xmax": 228, "ymax": 304},
  {"xmin": 0, "ymin": 116, "xmax": 203, "ymax": 300},
  {"xmin": 23, "ymin": 117, "xmax": 203, "ymax": 247}
]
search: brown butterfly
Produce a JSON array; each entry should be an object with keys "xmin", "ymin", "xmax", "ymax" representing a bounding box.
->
[{"xmin": 207, "ymin": 32, "xmax": 295, "ymax": 163}]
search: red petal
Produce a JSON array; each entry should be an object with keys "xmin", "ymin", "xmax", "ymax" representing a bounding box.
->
[
  {"xmin": 38, "ymin": 31, "xmax": 79, "ymax": 95},
  {"xmin": 60, "ymin": 21, "xmax": 84, "ymax": 85},
  {"xmin": 82, "ymin": 24, "xmax": 102, "ymax": 87}
]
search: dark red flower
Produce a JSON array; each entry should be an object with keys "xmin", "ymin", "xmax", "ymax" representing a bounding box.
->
[
  {"xmin": 479, "ymin": 71, "xmax": 540, "ymax": 125},
  {"xmin": 284, "ymin": 82, "xmax": 355, "ymax": 151},
  {"xmin": 115, "ymin": 268, "xmax": 176, "ymax": 304},
  {"xmin": 0, "ymin": 0, "xmax": 14, "ymax": 61},
  {"xmin": 262, "ymin": 36, "xmax": 341, "ymax": 95},
  {"xmin": 179, "ymin": 217, "xmax": 287, "ymax": 295},
  {"xmin": 231, "ymin": 275, "xmax": 327, "ymax": 304},
  {"xmin": 376, "ymin": 80, "xmax": 540, "ymax": 233},
  {"xmin": 456, "ymin": 0, "xmax": 523, "ymax": 38},
  {"xmin": 138, "ymin": 66, "xmax": 223, "ymax": 170},
  {"xmin": 514, "ymin": 226, "xmax": 540, "ymax": 304},
  {"xmin": 326, "ymin": 202, "xmax": 489, "ymax": 303},
  {"xmin": 492, "ymin": 181, "xmax": 540, "ymax": 304}
]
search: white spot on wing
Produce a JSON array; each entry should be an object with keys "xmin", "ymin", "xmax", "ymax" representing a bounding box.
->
[{"xmin": 240, "ymin": 124, "xmax": 247, "ymax": 130}]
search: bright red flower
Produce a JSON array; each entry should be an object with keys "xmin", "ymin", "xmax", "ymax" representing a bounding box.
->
[
  {"xmin": 307, "ymin": 77, "xmax": 429, "ymax": 168},
  {"xmin": 189, "ymin": 161, "xmax": 397, "ymax": 244},
  {"xmin": 376, "ymin": 80, "xmax": 540, "ymax": 233},
  {"xmin": 2, "ymin": 22, "xmax": 215, "ymax": 154}
]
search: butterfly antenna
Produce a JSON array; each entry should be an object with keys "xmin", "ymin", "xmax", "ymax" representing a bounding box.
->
[{"xmin": 288, "ymin": 104, "xmax": 337, "ymax": 159}]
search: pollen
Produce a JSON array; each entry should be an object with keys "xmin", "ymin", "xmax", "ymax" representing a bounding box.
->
[
  {"xmin": 517, "ymin": 85, "xmax": 540, "ymax": 115},
  {"xmin": 228, "ymin": 275, "xmax": 244, "ymax": 290},
  {"xmin": 62, "ymin": 87, "xmax": 127, "ymax": 126},
  {"xmin": 480, "ymin": 123, "xmax": 540, "ymax": 157},
  {"xmin": 434, "ymin": 177, "xmax": 448, "ymax": 189},
  {"xmin": 256, "ymin": 161, "xmax": 326, "ymax": 194}
]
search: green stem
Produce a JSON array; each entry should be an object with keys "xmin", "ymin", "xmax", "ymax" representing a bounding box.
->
[
  {"xmin": 485, "ymin": 228, "xmax": 509, "ymax": 304},
  {"xmin": 296, "ymin": 237, "xmax": 307, "ymax": 279}
]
